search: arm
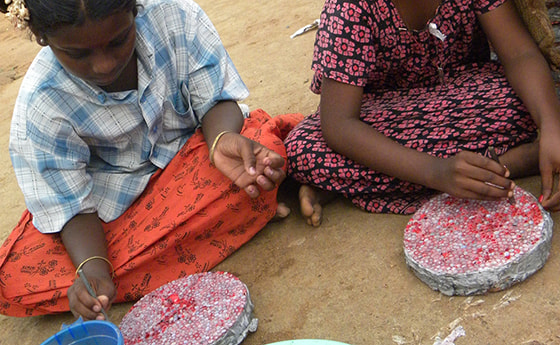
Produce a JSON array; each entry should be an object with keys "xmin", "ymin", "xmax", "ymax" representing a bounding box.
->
[
  {"xmin": 320, "ymin": 77, "xmax": 513, "ymax": 200},
  {"xmin": 479, "ymin": 0, "xmax": 560, "ymax": 210},
  {"xmin": 201, "ymin": 101, "xmax": 286, "ymax": 198},
  {"xmin": 175, "ymin": 3, "xmax": 284, "ymax": 197},
  {"xmin": 61, "ymin": 213, "xmax": 116, "ymax": 320}
]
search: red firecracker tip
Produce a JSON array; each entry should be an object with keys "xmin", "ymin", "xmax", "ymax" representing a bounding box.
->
[
  {"xmin": 404, "ymin": 188, "xmax": 544, "ymax": 275},
  {"xmin": 120, "ymin": 271, "xmax": 249, "ymax": 345}
]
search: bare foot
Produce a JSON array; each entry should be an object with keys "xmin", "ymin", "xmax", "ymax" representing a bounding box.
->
[
  {"xmin": 270, "ymin": 202, "xmax": 291, "ymax": 222},
  {"xmin": 298, "ymin": 185, "xmax": 336, "ymax": 227},
  {"xmin": 499, "ymin": 140, "xmax": 539, "ymax": 178}
]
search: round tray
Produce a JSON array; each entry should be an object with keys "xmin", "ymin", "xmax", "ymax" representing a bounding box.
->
[
  {"xmin": 403, "ymin": 187, "xmax": 553, "ymax": 296},
  {"xmin": 119, "ymin": 271, "xmax": 257, "ymax": 345}
]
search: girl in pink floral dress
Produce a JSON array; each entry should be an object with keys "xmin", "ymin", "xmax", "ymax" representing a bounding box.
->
[{"xmin": 285, "ymin": 0, "xmax": 560, "ymax": 226}]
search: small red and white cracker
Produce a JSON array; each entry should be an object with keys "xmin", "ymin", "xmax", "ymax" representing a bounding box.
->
[
  {"xmin": 119, "ymin": 271, "xmax": 257, "ymax": 345},
  {"xmin": 403, "ymin": 187, "xmax": 553, "ymax": 296}
]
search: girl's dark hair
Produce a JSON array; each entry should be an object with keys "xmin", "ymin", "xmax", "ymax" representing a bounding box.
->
[{"xmin": 1, "ymin": 0, "xmax": 137, "ymax": 37}]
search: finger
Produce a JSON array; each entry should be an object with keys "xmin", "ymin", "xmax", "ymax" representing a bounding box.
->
[
  {"xmin": 261, "ymin": 150, "xmax": 285, "ymax": 169},
  {"xmin": 239, "ymin": 139, "xmax": 257, "ymax": 176},
  {"xmin": 256, "ymin": 175, "xmax": 275, "ymax": 191},
  {"xmin": 97, "ymin": 295, "xmax": 111, "ymax": 311},
  {"xmin": 540, "ymin": 168, "xmax": 554, "ymax": 202},
  {"xmin": 75, "ymin": 294, "xmax": 102, "ymax": 320},
  {"xmin": 472, "ymin": 180, "xmax": 514, "ymax": 200},
  {"xmin": 458, "ymin": 167, "xmax": 513, "ymax": 198},
  {"xmin": 542, "ymin": 198, "xmax": 560, "ymax": 212},
  {"xmin": 470, "ymin": 164, "xmax": 513, "ymax": 191},
  {"xmin": 264, "ymin": 166, "xmax": 286, "ymax": 185},
  {"xmin": 453, "ymin": 152, "xmax": 508, "ymax": 186},
  {"xmin": 95, "ymin": 279, "xmax": 117, "ymax": 302},
  {"xmin": 541, "ymin": 173, "xmax": 559, "ymax": 209},
  {"xmin": 467, "ymin": 151, "xmax": 510, "ymax": 177},
  {"xmin": 67, "ymin": 286, "xmax": 81, "ymax": 318},
  {"xmin": 89, "ymin": 294, "xmax": 112, "ymax": 320},
  {"xmin": 244, "ymin": 184, "xmax": 260, "ymax": 198},
  {"xmin": 542, "ymin": 192, "xmax": 560, "ymax": 211},
  {"xmin": 80, "ymin": 278, "xmax": 114, "ymax": 319},
  {"xmin": 456, "ymin": 189, "xmax": 505, "ymax": 201},
  {"xmin": 452, "ymin": 174, "xmax": 511, "ymax": 200}
]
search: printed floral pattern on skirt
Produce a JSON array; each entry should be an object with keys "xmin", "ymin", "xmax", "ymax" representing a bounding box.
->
[{"xmin": 0, "ymin": 109, "xmax": 303, "ymax": 317}]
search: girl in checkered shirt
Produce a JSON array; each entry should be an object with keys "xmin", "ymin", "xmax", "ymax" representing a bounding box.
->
[{"xmin": 0, "ymin": 0, "xmax": 302, "ymax": 320}]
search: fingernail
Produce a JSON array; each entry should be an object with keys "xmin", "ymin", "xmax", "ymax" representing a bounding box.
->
[
  {"xmin": 249, "ymin": 167, "xmax": 256, "ymax": 175},
  {"xmin": 539, "ymin": 195, "xmax": 544, "ymax": 203},
  {"xmin": 265, "ymin": 167, "xmax": 273, "ymax": 176}
]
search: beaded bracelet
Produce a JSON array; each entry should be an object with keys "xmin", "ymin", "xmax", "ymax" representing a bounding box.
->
[
  {"xmin": 75, "ymin": 256, "xmax": 115, "ymax": 279},
  {"xmin": 209, "ymin": 130, "xmax": 232, "ymax": 165}
]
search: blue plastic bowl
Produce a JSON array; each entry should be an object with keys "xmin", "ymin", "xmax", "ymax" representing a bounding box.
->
[{"xmin": 39, "ymin": 319, "xmax": 123, "ymax": 345}]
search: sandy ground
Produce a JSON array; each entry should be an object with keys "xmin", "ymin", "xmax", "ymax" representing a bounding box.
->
[{"xmin": 1, "ymin": 1, "xmax": 560, "ymax": 344}]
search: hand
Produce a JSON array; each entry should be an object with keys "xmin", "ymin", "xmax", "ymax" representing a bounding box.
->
[
  {"xmin": 538, "ymin": 125, "xmax": 560, "ymax": 211},
  {"xmin": 211, "ymin": 132, "xmax": 286, "ymax": 198},
  {"xmin": 68, "ymin": 270, "xmax": 116, "ymax": 321},
  {"xmin": 431, "ymin": 150, "xmax": 514, "ymax": 200}
]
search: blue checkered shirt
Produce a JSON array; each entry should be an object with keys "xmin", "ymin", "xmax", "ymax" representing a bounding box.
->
[{"xmin": 9, "ymin": 0, "xmax": 249, "ymax": 233}]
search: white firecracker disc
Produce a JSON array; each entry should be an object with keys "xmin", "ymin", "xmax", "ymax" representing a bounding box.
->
[
  {"xmin": 119, "ymin": 271, "xmax": 258, "ymax": 345},
  {"xmin": 403, "ymin": 187, "xmax": 553, "ymax": 296}
]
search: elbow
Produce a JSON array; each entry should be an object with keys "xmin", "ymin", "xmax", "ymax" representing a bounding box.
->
[
  {"xmin": 320, "ymin": 120, "xmax": 346, "ymax": 153},
  {"xmin": 322, "ymin": 128, "xmax": 338, "ymax": 149}
]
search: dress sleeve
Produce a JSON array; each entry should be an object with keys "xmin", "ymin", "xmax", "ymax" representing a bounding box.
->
[
  {"xmin": 310, "ymin": 0, "xmax": 377, "ymax": 93},
  {"xmin": 473, "ymin": 0, "xmax": 507, "ymax": 15},
  {"xmin": 9, "ymin": 89, "xmax": 97, "ymax": 234},
  {"xmin": 176, "ymin": 0, "xmax": 249, "ymax": 120}
]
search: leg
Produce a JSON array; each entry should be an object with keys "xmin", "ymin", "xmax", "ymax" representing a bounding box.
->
[
  {"xmin": 285, "ymin": 62, "xmax": 540, "ymax": 216},
  {"xmin": 272, "ymin": 202, "xmax": 291, "ymax": 220},
  {"xmin": 0, "ymin": 109, "xmax": 300, "ymax": 316},
  {"xmin": 298, "ymin": 184, "xmax": 336, "ymax": 227},
  {"xmin": 498, "ymin": 140, "xmax": 540, "ymax": 178},
  {"xmin": 0, "ymin": 211, "xmax": 70, "ymax": 316},
  {"xmin": 284, "ymin": 108, "xmax": 428, "ymax": 217}
]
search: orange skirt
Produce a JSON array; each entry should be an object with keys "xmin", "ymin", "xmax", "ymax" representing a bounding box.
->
[{"xmin": 0, "ymin": 109, "xmax": 303, "ymax": 317}]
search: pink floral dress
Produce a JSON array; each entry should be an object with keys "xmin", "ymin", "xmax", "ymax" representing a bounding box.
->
[{"xmin": 285, "ymin": 0, "xmax": 538, "ymax": 214}]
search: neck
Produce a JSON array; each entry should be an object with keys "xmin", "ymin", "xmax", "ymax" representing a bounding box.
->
[
  {"xmin": 101, "ymin": 52, "xmax": 138, "ymax": 92},
  {"xmin": 392, "ymin": 0, "xmax": 441, "ymax": 31}
]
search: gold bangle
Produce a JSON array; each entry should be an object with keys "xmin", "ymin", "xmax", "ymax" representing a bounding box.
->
[
  {"xmin": 75, "ymin": 256, "xmax": 115, "ymax": 279},
  {"xmin": 209, "ymin": 130, "xmax": 232, "ymax": 165}
]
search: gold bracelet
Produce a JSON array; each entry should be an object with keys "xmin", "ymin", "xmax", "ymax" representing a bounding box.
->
[
  {"xmin": 75, "ymin": 256, "xmax": 115, "ymax": 279},
  {"xmin": 209, "ymin": 130, "xmax": 232, "ymax": 165}
]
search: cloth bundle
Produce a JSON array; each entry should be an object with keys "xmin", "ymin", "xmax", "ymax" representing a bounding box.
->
[{"xmin": 513, "ymin": 0, "xmax": 560, "ymax": 70}]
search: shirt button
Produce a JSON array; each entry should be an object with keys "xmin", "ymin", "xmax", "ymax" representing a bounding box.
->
[{"xmin": 97, "ymin": 93, "xmax": 106, "ymax": 103}]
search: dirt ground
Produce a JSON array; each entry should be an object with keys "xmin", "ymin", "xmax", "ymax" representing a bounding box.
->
[{"xmin": 1, "ymin": 0, "xmax": 560, "ymax": 344}]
